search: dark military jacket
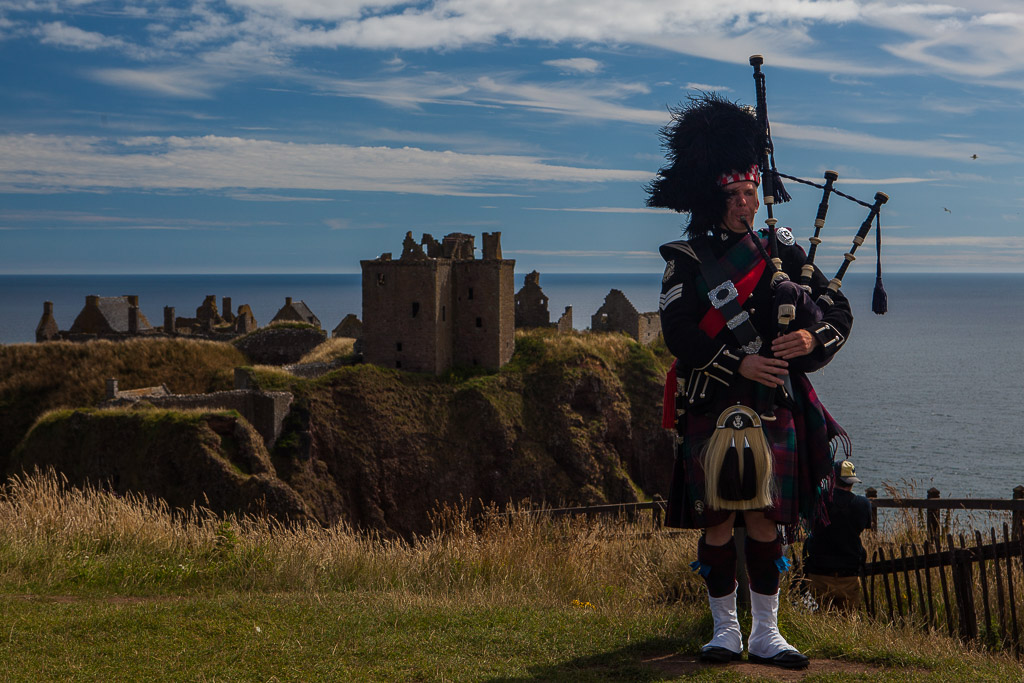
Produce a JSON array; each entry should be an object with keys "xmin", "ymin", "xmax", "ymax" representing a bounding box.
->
[{"xmin": 659, "ymin": 227, "xmax": 853, "ymax": 417}]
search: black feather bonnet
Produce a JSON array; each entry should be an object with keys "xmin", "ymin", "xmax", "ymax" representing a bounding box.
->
[{"xmin": 646, "ymin": 93, "xmax": 765, "ymax": 229}]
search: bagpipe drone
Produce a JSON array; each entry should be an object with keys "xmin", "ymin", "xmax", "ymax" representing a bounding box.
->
[{"xmin": 747, "ymin": 54, "xmax": 889, "ymax": 321}]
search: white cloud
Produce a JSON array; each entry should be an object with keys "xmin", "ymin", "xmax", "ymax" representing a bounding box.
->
[
  {"xmin": 0, "ymin": 209, "xmax": 259, "ymax": 230},
  {"xmin": 771, "ymin": 121, "xmax": 1017, "ymax": 163},
  {"xmin": 13, "ymin": 1, "xmax": 1024, "ymax": 89},
  {"xmin": 310, "ymin": 71, "xmax": 665, "ymax": 124},
  {"xmin": 827, "ymin": 176, "xmax": 934, "ymax": 185},
  {"xmin": 90, "ymin": 67, "xmax": 218, "ymax": 98},
  {"xmin": 525, "ymin": 206, "xmax": 669, "ymax": 214},
  {"xmin": 36, "ymin": 21, "xmax": 126, "ymax": 51},
  {"xmin": 544, "ymin": 57, "xmax": 602, "ymax": 74},
  {"xmin": 506, "ymin": 249, "xmax": 659, "ymax": 259},
  {"xmin": 870, "ymin": 235, "xmax": 1024, "ymax": 247},
  {"xmin": 227, "ymin": 192, "xmax": 334, "ymax": 202},
  {"xmin": 683, "ymin": 82, "xmax": 732, "ymax": 92},
  {"xmin": 472, "ymin": 75, "xmax": 660, "ymax": 123},
  {"xmin": 0, "ymin": 133, "xmax": 651, "ymax": 196}
]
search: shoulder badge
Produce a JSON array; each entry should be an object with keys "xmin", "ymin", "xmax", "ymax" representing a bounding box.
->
[
  {"xmin": 662, "ymin": 260, "xmax": 675, "ymax": 284},
  {"xmin": 776, "ymin": 226, "xmax": 795, "ymax": 245}
]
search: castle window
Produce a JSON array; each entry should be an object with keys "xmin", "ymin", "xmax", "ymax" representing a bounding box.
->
[
  {"xmin": 411, "ymin": 302, "xmax": 420, "ymax": 318},
  {"xmin": 442, "ymin": 305, "xmax": 446, "ymax": 321},
  {"xmin": 377, "ymin": 273, "xmax": 386, "ymax": 286},
  {"xmin": 396, "ymin": 342, "xmax": 402, "ymax": 352},
  {"xmin": 396, "ymin": 360, "xmax": 402, "ymax": 368},
  {"xmin": 476, "ymin": 317, "xmax": 482, "ymax": 328},
  {"xmin": 468, "ymin": 287, "xmax": 474, "ymax": 300}
]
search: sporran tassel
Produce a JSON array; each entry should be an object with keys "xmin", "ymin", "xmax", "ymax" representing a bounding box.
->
[{"xmin": 702, "ymin": 405, "xmax": 775, "ymax": 511}]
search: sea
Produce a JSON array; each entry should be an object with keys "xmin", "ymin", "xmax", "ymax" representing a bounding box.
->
[{"xmin": 2, "ymin": 271, "xmax": 1023, "ymax": 505}]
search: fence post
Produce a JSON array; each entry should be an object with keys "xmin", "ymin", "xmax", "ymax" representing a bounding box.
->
[
  {"xmin": 927, "ymin": 488, "xmax": 941, "ymax": 543},
  {"xmin": 1012, "ymin": 486, "xmax": 1024, "ymax": 539},
  {"xmin": 652, "ymin": 494, "xmax": 664, "ymax": 529},
  {"xmin": 865, "ymin": 487, "xmax": 878, "ymax": 532}
]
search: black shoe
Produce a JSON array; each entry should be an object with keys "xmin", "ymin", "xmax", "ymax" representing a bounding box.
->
[
  {"xmin": 748, "ymin": 649, "xmax": 809, "ymax": 670},
  {"xmin": 698, "ymin": 646, "xmax": 742, "ymax": 663}
]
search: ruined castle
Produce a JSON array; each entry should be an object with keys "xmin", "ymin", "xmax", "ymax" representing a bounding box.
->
[
  {"xmin": 31, "ymin": 232, "xmax": 661, "ymax": 370},
  {"xmin": 360, "ymin": 231, "xmax": 515, "ymax": 374}
]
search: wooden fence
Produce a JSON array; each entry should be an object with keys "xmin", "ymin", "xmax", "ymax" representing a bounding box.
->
[
  {"xmin": 864, "ymin": 485, "xmax": 1024, "ymax": 542},
  {"xmin": 862, "ymin": 524, "xmax": 1024, "ymax": 655}
]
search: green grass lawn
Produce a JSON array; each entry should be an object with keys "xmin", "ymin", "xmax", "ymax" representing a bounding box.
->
[
  {"xmin": 1, "ymin": 591, "xmax": 687, "ymax": 682},
  {"xmin": 5, "ymin": 588, "xmax": 1024, "ymax": 682}
]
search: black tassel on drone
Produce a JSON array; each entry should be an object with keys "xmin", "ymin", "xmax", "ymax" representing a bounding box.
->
[
  {"xmin": 871, "ymin": 213, "xmax": 887, "ymax": 315},
  {"xmin": 769, "ymin": 168, "xmax": 791, "ymax": 204}
]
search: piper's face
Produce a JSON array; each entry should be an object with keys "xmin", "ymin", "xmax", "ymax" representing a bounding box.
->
[{"xmin": 722, "ymin": 181, "xmax": 760, "ymax": 234}]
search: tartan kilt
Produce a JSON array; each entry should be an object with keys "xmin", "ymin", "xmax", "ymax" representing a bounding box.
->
[{"xmin": 665, "ymin": 372, "xmax": 839, "ymax": 532}]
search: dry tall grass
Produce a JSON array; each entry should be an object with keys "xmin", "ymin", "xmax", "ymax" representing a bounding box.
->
[
  {"xmin": 0, "ymin": 469, "xmax": 699, "ymax": 604},
  {"xmin": 298, "ymin": 336, "xmax": 356, "ymax": 365}
]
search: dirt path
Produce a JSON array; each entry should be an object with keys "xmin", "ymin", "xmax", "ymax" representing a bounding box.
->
[{"xmin": 644, "ymin": 653, "xmax": 893, "ymax": 680}]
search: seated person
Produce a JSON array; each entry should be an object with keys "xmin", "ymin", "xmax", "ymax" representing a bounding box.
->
[{"xmin": 802, "ymin": 460, "xmax": 872, "ymax": 611}]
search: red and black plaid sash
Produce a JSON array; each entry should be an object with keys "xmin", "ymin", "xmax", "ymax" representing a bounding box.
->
[{"xmin": 694, "ymin": 233, "xmax": 767, "ymax": 339}]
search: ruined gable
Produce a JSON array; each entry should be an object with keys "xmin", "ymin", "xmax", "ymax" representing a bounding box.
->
[
  {"xmin": 515, "ymin": 270, "xmax": 551, "ymax": 328},
  {"xmin": 69, "ymin": 295, "xmax": 153, "ymax": 335},
  {"xmin": 591, "ymin": 289, "xmax": 660, "ymax": 345},
  {"xmin": 271, "ymin": 297, "xmax": 321, "ymax": 329}
]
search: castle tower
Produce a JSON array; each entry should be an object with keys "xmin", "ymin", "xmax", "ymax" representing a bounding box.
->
[
  {"xmin": 452, "ymin": 232, "xmax": 515, "ymax": 369},
  {"xmin": 361, "ymin": 231, "xmax": 514, "ymax": 374}
]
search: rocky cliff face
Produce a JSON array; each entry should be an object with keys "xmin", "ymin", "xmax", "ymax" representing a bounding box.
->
[
  {"xmin": 11, "ymin": 409, "xmax": 312, "ymax": 521},
  {"xmin": 267, "ymin": 333, "xmax": 674, "ymax": 536},
  {"xmin": 7, "ymin": 332, "xmax": 674, "ymax": 537}
]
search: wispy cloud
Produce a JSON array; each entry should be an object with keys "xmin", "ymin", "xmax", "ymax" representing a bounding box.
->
[
  {"xmin": 524, "ymin": 206, "xmax": 668, "ymax": 214},
  {"xmin": 0, "ymin": 209, "xmax": 288, "ymax": 232},
  {"xmin": 226, "ymin": 192, "xmax": 334, "ymax": 202},
  {"xmin": 828, "ymin": 176, "xmax": 934, "ymax": 185},
  {"xmin": 90, "ymin": 67, "xmax": 219, "ymax": 99},
  {"xmin": 506, "ymin": 249, "xmax": 659, "ymax": 259},
  {"xmin": 544, "ymin": 58, "xmax": 602, "ymax": 74},
  {"xmin": 683, "ymin": 82, "xmax": 732, "ymax": 92},
  {"xmin": 0, "ymin": 133, "xmax": 651, "ymax": 196},
  {"xmin": 324, "ymin": 218, "xmax": 390, "ymax": 230},
  {"xmin": 36, "ymin": 21, "xmax": 127, "ymax": 51},
  {"xmin": 771, "ymin": 121, "xmax": 1018, "ymax": 163}
]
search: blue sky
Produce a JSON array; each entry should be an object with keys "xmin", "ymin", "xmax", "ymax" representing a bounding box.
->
[{"xmin": 1, "ymin": 1, "xmax": 1022, "ymax": 274}]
